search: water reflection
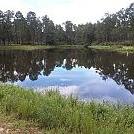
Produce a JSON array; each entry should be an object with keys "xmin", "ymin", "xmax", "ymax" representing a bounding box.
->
[{"xmin": 0, "ymin": 48, "xmax": 134, "ymax": 103}]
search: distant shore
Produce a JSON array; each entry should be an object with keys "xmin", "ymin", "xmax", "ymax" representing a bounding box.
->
[
  {"xmin": 0, "ymin": 44, "xmax": 84, "ymax": 51},
  {"xmin": 0, "ymin": 44, "xmax": 134, "ymax": 54},
  {"xmin": 89, "ymin": 45, "xmax": 134, "ymax": 54}
]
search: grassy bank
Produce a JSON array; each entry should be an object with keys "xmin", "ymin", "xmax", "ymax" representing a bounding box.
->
[
  {"xmin": 0, "ymin": 44, "xmax": 84, "ymax": 51},
  {"xmin": 0, "ymin": 44, "xmax": 134, "ymax": 54},
  {"xmin": 0, "ymin": 85, "xmax": 134, "ymax": 133},
  {"xmin": 89, "ymin": 45, "xmax": 134, "ymax": 54}
]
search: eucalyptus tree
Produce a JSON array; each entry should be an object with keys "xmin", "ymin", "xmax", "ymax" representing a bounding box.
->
[
  {"xmin": 116, "ymin": 8, "xmax": 129, "ymax": 41},
  {"xmin": 14, "ymin": 11, "xmax": 28, "ymax": 44},
  {"xmin": 101, "ymin": 13, "xmax": 116, "ymax": 42},
  {"xmin": 74, "ymin": 23, "xmax": 95, "ymax": 45},
  {"xmin": 63, "ymin": 21, "xmax": 75, "ymax": 44},
  {"xmin": 42, "ymin": 15, "xmax": 56, "ymax": 45},
  {"xmin": 0, "ymin": 10, "xmax": 4, "ymax": 45},
  {"xmin": 27, "ymin": 11, "xmax": 38, "ymax": 44},
  {"xmin": 94, "ymin": 21, "xmax": 106, "ymax": 43},
  {"xmin": 1, "ymin": 10, "xmax": 14, "ymax": 45},
  {"xmin": 125, "ymin": 3, "xmax": 134, "ymax": 42},
  {"xmin": 83, "ymin": 23, "xmax": 95, "ymax": 44},
  {"xmin": 55, "ymin": 24, "xmax": 65, "ymax": 44},
  {"xmin": 35, "ymin": 18, "xmax": 43, "ymax": 44},
  {"xmin": 74, "ymin": 24, "xmax": 85, "ymax": 44}
]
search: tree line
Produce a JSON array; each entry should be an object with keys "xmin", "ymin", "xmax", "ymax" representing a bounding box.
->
[{"xmin": 0, "ymin": 3, "xmax": 134, "ymax": 45}]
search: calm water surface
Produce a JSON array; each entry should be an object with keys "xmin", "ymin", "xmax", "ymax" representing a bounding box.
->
[{"xmin": 0, "ymin": 48, "xmax": 134, "ymax": 104}]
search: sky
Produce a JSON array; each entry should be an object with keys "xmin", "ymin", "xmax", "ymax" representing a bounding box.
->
[{"xmin": 0, "ymin": 0, "xmax": 133, "ymax": 24}]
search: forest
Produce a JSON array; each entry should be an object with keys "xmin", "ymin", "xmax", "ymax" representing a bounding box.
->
[{"xmin": 0, "ymin": 3, "xmax": 134, "ymax": 45}]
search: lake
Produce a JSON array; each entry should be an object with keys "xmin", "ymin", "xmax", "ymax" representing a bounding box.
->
[{"xmin": 0, "ymin": 48, "xmax": 134, "ymax": 104}]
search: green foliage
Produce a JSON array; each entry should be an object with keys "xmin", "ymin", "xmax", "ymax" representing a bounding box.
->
[
  {"xmin": 0, "ymin": 3, "xmax": 134, "ymax": 46},
  {"xmin": 90, "ymin": 45, "xmax": 134, "ymax": 53},
  {"xmin": 0, "ymin": 84, "xmax": 134, "ymax": 133}
]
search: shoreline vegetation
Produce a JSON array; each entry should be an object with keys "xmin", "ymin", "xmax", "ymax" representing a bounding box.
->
[
  {"xmin": 0, "ymin": 3, "xmax": 134, "ymax": 49},
  {"xmin": 0, "ymin": 84, "xmax": 134, "ymax": 133},
  {"xmin": 0, "ymin": 44, "xmax": 84, "ymax": 51},
  {"xmin": 0, "ymin": 44, "xmax": 134, "ymax": 54},
  {"xmin": 89, "ymin": 44, "xmax": 134, "ymax": 54}
]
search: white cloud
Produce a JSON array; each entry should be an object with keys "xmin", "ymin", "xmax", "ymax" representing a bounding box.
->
[
  {"xmin": 0, "ymin": 0, "xmax": 29, "ymax": 12},
  {"xmin": 0, "ymin": 0, "xmax": 133, "ymax": 24},
  {"xmin": 30, "ymin": 0, "xmax": 134, "ymax": 24}
]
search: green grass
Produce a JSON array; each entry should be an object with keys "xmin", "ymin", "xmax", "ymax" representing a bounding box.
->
[
  {"xmin": 1, "ymin": 43, "xmax": 134, "ymax": 53},
  {"xmin": 0, "ymin": 45, "xmax": 52, "ymax": 50},
  {"xmin": 0, "ymin": 84, "xmax": 134, "ymax": 133},
  {"xmin": 89, "ymin": 45, "xmax": 134, "ymax": 53},
  {"xmin": 0, "ymin": 44, "xmax": 84, "ymax": 51}
]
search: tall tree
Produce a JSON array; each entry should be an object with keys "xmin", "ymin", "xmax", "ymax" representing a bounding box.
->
[
  {"xmin": 27, "ymin": 11, "xmax": 38, "ymax": 44},
  {"xmin": 0, "ymin": 10, "xmax": 4, "ymax": 45},
  {"xmin": 2, "ymin": 10, "xmax": 14, "ymax": 45},
  {"xmin": 63, "ymin": 21, "xmax": 75, "ymax": 44},
  {"xmin": 42, "ymin": 15, "xmax": 56, "ymax": 45},
  {"xmin": 55, "ymin": 24, "xmax": 65, "ymax": 44},
  {"xmin": 14, "ymin": 11, "xmax": 27, "ymax": 44}
]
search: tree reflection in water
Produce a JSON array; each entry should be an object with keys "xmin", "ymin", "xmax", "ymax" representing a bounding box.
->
[{"xmin": 0, "ymin": 49, "xmax": 134, "ymax": 94}]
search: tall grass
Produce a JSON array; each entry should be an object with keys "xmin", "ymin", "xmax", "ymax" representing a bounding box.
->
[
  {"xmin": 0, "ymin": 44, "xmax": 84, "ymax": 51},
  {"xmin": 0, "ymin": 84, "xmax": 134, "ymax": 133},
  {"xmin": 90, "ymin": 45, "xmax": 134, "ymax": 53}
]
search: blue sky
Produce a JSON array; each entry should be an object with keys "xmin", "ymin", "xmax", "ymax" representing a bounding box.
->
[{"xmin": 0, "ymin": 0, "xmax": 133, "ymax": 24}]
